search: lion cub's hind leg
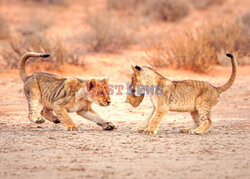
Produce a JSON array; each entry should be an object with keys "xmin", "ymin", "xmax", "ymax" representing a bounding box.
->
[
  {"xmin": 41, "ymin": 108, "xmax": 60, "ymax": 124},
  {"xmin": 189, "ymin": 102, "xmax": 212, "ymax": 135},
  {"xmin": 191, "ymin": 111, "xmax": 201, "ymax": 128},
  {"xmin": 25, "ymin": 85, "xmax": 45, "ymax": 124},
  {"xmin": 189, "ymin": 94, "xmax": 215, "ymax": 135},
  {"xmin": 189, "ymin": 112, "xmax": 212, "ymax": 135},
  {"xmin": 179, "ymin": 111, "xmax": 201, "ymax": 133}
]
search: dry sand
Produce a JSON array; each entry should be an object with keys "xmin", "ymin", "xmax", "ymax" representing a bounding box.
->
[{"xmin": 0, "ymin": 66, "xmax": 249, "ymax": 178}]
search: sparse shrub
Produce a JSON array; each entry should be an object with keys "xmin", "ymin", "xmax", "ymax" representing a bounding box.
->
[
  {"xmin": 218, "ymin": 11, "xmax": 250, "ymax": 65},
  {"xmin": 0, "ymin": 34, "xmax": 80, "ymax": 71},
  {"xmin": 237, "ymin": 11, "xmax": 250, "ymax": 57},
  {"xmin": 107, "ymin": 0, "xmax": 190, "ymax": 22},
  {"xmin": 189, "ymin": 0, "xmax": 225, "ymax": 9},
  {"xmin": 142, "ymin": 0, "xmax": 190, "ymax": 22},
  {"xmin": 84, "ymin": 12, "xmax": 135, "ymax": 52},
  {"xmin": 18, "ymin": 16, "xmax": 52, "ymax": 36},
  {"xmin": 146, "ymin": 20, "xmax": 244, "ymax": 72},
  {"xmin": 107, "ymin": 0, "xmax": 141, "ymax": 11},
  {"xmin": 0, "ymin": 15, "xmax": 10, "ymax": 40},
  {"xmin": 21, "ymin": 0, "xmax": 68, "ymax": 5}
]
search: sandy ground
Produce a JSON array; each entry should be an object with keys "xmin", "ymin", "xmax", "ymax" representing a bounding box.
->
[{"xmin": 0, "ymin": 66, "xmax": 249, "ymax": 178}]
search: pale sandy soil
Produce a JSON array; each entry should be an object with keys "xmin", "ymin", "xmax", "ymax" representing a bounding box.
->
[{"xmin": 0, "ymin": 66, "xmax": 249, "ymax": 178}]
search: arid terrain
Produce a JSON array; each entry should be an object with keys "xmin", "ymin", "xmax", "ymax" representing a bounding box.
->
[
  {"xmin": 0, "ymin": 66, "xmax": 249, "ymax": 178},
  {"xmin": 0, "ymin": 0, "xmax": 250, "ymax": 178}
]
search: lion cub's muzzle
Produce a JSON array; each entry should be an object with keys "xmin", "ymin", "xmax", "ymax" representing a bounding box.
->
[
  {"xmin": 125, "ymin": 94, "xmax": 144, "ymax": 107},
  {"xmin": 99, "ymin": 100, "xmax": 111, "ymax": 106}
]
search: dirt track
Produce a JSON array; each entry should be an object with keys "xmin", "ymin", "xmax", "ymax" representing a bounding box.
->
[{"xmin": 0, "ymin": 67, "xmax": 249, "ymax": 178}]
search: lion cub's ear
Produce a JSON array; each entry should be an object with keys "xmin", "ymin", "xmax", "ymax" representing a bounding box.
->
[
  {"xmin": 131, "ymin": 64, "xmax": 142, "ymax": 72},
  {"xmin": 135, "ymin": 65, "xmax": 141, "ymax": 71},
  {"xmin": 131, "ymin": 65, "xmax": 136, "ymax": 72},
  {"xmin": 87, "ymin": 79, "xmax": 97, "ymax": 92}
]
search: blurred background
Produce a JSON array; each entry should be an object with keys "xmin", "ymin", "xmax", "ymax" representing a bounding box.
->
[{"xmin": 0, "ymin": 0, "xmax": 249, "ymax": 75}]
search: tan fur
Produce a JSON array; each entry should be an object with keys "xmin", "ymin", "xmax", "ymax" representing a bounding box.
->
[
  {"xmin": 19, "ymin": 52, "xmax": 115, "ymax": 131},
  {"xmin": 125, "ymin": 94, "xmax": 144, "ymax": 107},
  {"xmin": 126, "ymin": 54, "xmax": 237, "ymax": 135}
]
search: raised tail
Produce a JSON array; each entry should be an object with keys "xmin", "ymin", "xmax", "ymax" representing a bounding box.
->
[
  {"xmin": 19, "ymin": 52, "xmax": 50, "ymax": 81},
  {"xmin": 216, "ymin": 53, "xmax": 237, "ymax": 94}
]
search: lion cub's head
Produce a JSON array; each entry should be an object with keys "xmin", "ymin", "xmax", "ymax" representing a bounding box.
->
[
  {"xmin": 87, "ymin": 78, "xmax": 111, "ymax": 106},
  {"xmin": 125, "ymin": 65, "xmax": 146, "ymax": 107},
  {"xmin": 129, "ymin": 65, "xmax": 152, "ymax": 94}
]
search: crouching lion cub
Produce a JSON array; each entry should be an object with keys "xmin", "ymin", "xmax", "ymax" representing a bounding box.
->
[
  {"xmin": 19, "ymin": 52, "xmax": 115, "ymax": 131},
  {"xmin": 125, "ymin": 54, "xmax": 236, "ymax": 135}
]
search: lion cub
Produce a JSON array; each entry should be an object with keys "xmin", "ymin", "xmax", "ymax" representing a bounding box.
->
[
  {"xmin": 19, "ymin": 52, "xmax": 115, "ymax": 131},
  {"xmin": 126, "ymin": 54, "xmax": 236, "ymax": 135}
]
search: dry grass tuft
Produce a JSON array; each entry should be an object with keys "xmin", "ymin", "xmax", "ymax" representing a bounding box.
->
[
  {"xmin": 142, "ymin": 0, "xmax": 190, "ymax": 22},
  {"xmin": 237, "ymin": 11, "xmax": 250, "ymax": 57},
  {"xmin": 17, "ymin": 16, "xmax": 52, "ymax": 36},
  {"xmin": 146, "ymin": 20, "xmax": 246, "ymax": 72},
  {"xmin": 0, "ymin": 15, "xmax": 10, "ymax": 40},
  {"xmin": 0, "ymin": 9, "xmax": 84, "ymax": 72},
  {"xmin": 107, "ymin": 0, "xmax": 190, "ymax": 22},
  {"xmin": 189, "ymin": 0, "xmax": 225, "ymax": 9},
  {"xmin": 107, "ymin": 0, "xmax": 140, "ymax": 11},
  {"xmin": 21, "ymin": 0, "xmax": 68, "ymax": 6},
  {"xmin": 84, "ymin": 12, "xmax": 135, "ymax": 52},
  {"xmin": 0, "ymin": 34, "xmax": 80, "ymax": 71}
]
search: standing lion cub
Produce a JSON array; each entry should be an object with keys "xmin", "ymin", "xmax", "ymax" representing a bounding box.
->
[
  {"xmin": 19, "ymin": 52, "xmax": 115, "ymax": 131},
  {"xmin": 126, "ymin": 54, "xmax": 236, "ymax": 135}
]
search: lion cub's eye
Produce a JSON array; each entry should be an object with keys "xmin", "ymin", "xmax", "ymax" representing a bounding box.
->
[{"xmin": 99, "ymin": 91, "xmax": 104, "ymax": 95}]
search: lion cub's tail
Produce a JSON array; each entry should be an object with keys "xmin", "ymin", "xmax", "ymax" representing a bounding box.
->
[
  {"xmin": 216, "ymin": 53, "xmax": 237, "ymax": 94},
  {"xmin": 19, "ymin": 52, "xmax": 50, "ymax": 81}
]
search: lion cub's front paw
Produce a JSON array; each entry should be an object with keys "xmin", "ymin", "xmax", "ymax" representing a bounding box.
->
[
  {"xmin": 53, "ymin": 119, "xmax": 61, "ymax": 124},
  {"xmin": 143, "ymin": 127, "xmax": 158, "ymax": 135},
  {"xmin": 66, "ymin": 124, "xmax": 78, "ymax": 131},
  {"xmin": 134, "ymin": 126, "xmax": 147, "ymax": 133},
  {"xmin": 189, "ymin": 129, "xmax": 204, "ymax": 135},
  {"xmin": 102, "ymin": 122, "xmax": 115, "ymax": 131},
  {"xmin": 33, "ymin": 116, "xmax": 45, "ymax": 124}
]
